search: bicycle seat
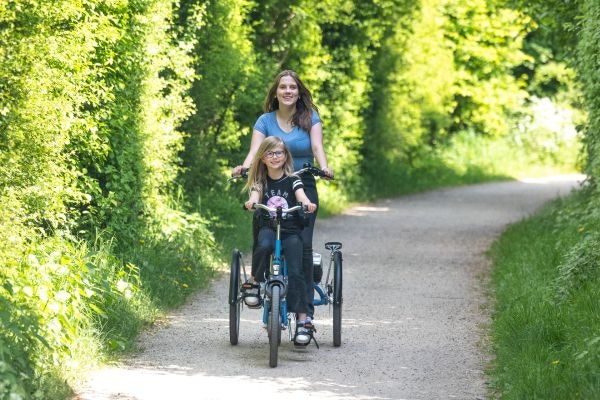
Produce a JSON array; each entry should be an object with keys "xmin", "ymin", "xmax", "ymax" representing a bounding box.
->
[{"xmin": 325, "ymin": 241, "xmax": 342, "ymax": 251}]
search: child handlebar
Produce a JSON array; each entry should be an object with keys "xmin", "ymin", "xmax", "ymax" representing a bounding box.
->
[{"xmin": 252, "ymin": 203, "xmax": 305, "ymax": 214}]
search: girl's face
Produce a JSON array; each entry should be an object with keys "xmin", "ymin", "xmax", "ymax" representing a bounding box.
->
[
  {"xmin": 276, "ymin": 75, "xmax": 299, "ymax": 107},
  {"xmin": 262, "ymin": 145, "xmax": 287, "ymax": 169}
]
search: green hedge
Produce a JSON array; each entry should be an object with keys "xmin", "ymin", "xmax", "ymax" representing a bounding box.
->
[{"xmin": 578, "ymin": 0, "xmax": 600, "ymax": 180}]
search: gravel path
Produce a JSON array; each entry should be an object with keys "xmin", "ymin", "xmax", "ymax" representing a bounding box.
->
[{"xmin": 75, "ymin": 176, "xmax": 583, "ymax": 400}]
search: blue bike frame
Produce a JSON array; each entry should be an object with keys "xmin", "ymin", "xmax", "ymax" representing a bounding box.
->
[
  {"xmin": 259, "ymin": 211, "xmax": 331, "ymax": 327},
  {"xmin": 312, "ymin": 285, "xmax": 329, "ymax": 306},
  {"xmin": 256, "ymin": 204, "xmax": 295, "ymax": 330}
]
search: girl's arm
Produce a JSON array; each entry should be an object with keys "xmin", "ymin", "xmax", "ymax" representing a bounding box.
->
[
  {"xmin": 295, "ymin": 188, "xmax": 317, "ymax": 213},
  {"xmin": 309, "ymin": 122, "xmax": 333, "ymax": 178},
  {"xmin": 244, "ymin": 190, "xmax": 260, "ymax": 211},
  {"xmin": 232, "ymin": 129, "xmax": 266, "ymax": 176}
]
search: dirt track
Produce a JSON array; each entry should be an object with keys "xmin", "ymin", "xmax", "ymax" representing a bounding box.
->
[{"xmin": 75, "ymin": 176, "xmax": 582, "ymax": 400}]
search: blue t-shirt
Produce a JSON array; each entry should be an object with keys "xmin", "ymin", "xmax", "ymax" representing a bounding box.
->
[{"xmin": 253, "ymin": 110, "xmax": 322, "ymax": 171}]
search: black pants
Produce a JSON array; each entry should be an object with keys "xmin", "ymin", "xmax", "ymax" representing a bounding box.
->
[
  {"xmin": 300, "ymin": 174, "xmax": 318, "ymax": 318},
  {"xmin": 252, "ymin": 227, "xmax": 307, "ymax": 314},
  {"xmin": 250, "ymin": 174, "xmax": 319, "ymax": 316}
]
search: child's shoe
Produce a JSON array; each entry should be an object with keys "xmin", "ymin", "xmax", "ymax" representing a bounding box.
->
[
  {"xmin": 295, "ymin": 326, "xmax": 311, "ymax": 345},
  {"xmin": 294, "ymin": 319, "xmax": 316, "ymax": 346}
]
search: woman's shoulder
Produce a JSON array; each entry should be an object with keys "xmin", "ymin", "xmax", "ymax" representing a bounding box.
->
[
  {"xmin": 254, "ymin": 111, "xmax": 277, "ymax": 130},
  {"xmin": 311, "ymin": 109, "xmax": 322, "ymax": 125},
  {"xmin": 254, "ymin": 112, "xmax": 277, "ymax": 134}
]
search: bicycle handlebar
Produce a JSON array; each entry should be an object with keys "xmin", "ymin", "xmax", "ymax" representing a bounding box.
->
[
  {"xmin": 229, "ymin": 164, "xmax": 332, "ymax": 181},
  {"xmin": 296, "ymin": 163, "xmax": 334, "ymax": 180},
  {"xmin": 228, "ymin": 168, "xmax": 249, "ymax": 181},
  {"xmin": 252, "ymin": 203, "xmax": 305, "ymax": 214}
]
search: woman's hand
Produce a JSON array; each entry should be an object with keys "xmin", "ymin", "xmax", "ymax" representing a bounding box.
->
[
  {"xmin": 306, "ymin": 202, "xmax": 317, "ymax": 213},
  {"xmin": 322, "ymin": 167, "xmax": 334, "ymax": 179},
  {"xmin": 232, "ymin": 165, "xmax": 245, "ymax": 177},
  {"xmin": 244, "ymin": 200, "xmax": 254, "ymax": 211}
]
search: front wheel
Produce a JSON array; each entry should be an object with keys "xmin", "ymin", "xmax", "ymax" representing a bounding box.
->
[
  {"xmin": 229, "ymin": 250, "xmax": 242, "ymax": 345},
  {"xmin": 268, "ymin": 285, "xmax": 281, "ymax": 367},
  {"xmin": 332, "ymin": 251, "xmax": 343, "ymax": 347}
]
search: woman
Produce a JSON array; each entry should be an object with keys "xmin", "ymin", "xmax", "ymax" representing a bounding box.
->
[{"xmin": 233, "ymin": 70, "xmax": 333, "ymax": 325}]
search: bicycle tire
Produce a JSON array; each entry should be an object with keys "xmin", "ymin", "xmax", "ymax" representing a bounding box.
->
[
  {"xmin": 268, "ymin": 285, "xmax": 281, "ymax": 367},
  {"xmin": 332, "ymin": 251, "xmax": 343, "ymax": 347},
  {"xmin": 229, "ymin": 250, "xmax": 242, "ymax": 345}
]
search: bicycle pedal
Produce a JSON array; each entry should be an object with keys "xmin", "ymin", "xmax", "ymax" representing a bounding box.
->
[{"xmin": 241, "ymin": 281, "xmax": 260, "ymax": 291}]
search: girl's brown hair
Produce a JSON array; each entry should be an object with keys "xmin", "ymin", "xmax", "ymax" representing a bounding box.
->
[
  {"xmin": 244, "ymin": 136, "xmax": 295, "ymax": 195},
  {"xmin": 263, "ymin": 70, "xmax": 318, "ymax": 133}
]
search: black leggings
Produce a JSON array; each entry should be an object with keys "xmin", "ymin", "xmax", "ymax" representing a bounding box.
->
[
  {"xmin": 300, "ymin": 175, "xmax": 318, "ymax": 318},
  {"xmin": 252, "ymin": 227, "xmax": 307, "ymax": 314},
  {"xmin": 250, "ymin": 174, "xmax": 319, "ymax": 316}
]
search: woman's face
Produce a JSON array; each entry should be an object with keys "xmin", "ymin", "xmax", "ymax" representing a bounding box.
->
[{"xmin": 276, "ymin": 75, "xmax": 299, "ymax": 107}]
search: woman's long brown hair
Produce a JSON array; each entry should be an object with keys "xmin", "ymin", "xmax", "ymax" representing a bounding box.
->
[{"xmin": 263, "ymin": 70, "xmax": 318, "ymax": 133}]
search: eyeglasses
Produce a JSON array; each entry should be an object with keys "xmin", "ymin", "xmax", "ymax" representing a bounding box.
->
[{"xmin": 264, "ymin": 150, "xmax": 285, "ymax": 159}]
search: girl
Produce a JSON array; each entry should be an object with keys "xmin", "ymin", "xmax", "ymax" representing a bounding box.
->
[{"xmin": 243, "ymin": 136, "xmax": 317, "ymax": 344}]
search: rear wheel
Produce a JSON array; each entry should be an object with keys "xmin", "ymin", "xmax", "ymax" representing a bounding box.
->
[
  {"xmin": 229, "ymin": 250, "xmax": 242, "ymax": 345},
  {"xmin": 332, "ymin": 251, "xmax": 343, "ymax": 347},
  {"xmin": 268, "ymin": 285, "xmax": 281, "ymax": 367}
]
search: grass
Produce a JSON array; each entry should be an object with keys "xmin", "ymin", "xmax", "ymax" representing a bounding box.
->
[
  {"xmin": 356, "ymin": 130, "xmax": 580, "ymax": 203},
  {"xmin": 487, "ymin": 188, "xmax": 600, "ymax": 399}
]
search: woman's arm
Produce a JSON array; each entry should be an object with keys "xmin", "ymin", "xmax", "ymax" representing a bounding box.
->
[
  {"xmin": 309, "ymin": 122, "xmax": 333, "ymax": 177},
  {"xmin": 232, "ymin": 129, "xmax": 266, "ymax": 176}
]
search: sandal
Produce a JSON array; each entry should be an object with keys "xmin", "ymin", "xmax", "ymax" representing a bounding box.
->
[
  {"xmin": 303, "ymin": 316, "xmax": 315, "ymax": 330},
  {"xmin": 294, "ymin": 320, "xmax": 319, "ymax": 348},
  {"xmin": 242, "ymin": 281, "xmax": 262, "ymax": 308}
]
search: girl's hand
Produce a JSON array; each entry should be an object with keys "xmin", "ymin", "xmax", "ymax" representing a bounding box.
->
[
  {"xmin": 244, "ymin": 200, "xmax": 254, "ymax": 211},
  {"xmin": 306, "ymin": 202, "xmax": 317, "ymax": 213}
]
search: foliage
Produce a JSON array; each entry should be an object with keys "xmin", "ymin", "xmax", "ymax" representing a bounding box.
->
[
  {"xmin": 0, "ymin": 0, "xmax": 212, "ymax": 397},
  {"xmin": 442, "ymin": 0, "xmax": 532, "ymax": 137},
  {"xmin": 512, "ymin": 96, "xmax": 581, "ymax": 168},
  {"xmin": 577, "ymin": 0, "xmax": 600, "ymax": 180},
  {"xmin": 554, "ymin": 230, "xmax": 600, "ymax": 301},
  {"xmin": 179, "ymin": 0, "xmax": 259, "ymax": 197},
  {"xmin": 0, "ymin": 0, "xmax": 590, "ymax": 398},
  {"xmin": 506, "ymin": 0, "xmax": 583, "ymax": 60},
  {"xmin": 364, "ymin": 0, "xmax": 449, "ymax": 178},
  {"xmin": 362, "ymin": 0, "xmax": 566, "ymax": 196},
  {"xmin": 488, "ymin": 188, "xmax": 600, "ymax": 399},
  {"xmin": 0, "ymin": 234, "xmax": 149, "ymax": 400}
]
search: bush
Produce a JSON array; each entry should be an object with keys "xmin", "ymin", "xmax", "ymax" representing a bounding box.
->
[{"xmin": 554, "ymin": 231, "xmax": 600, "ymax": 301}]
